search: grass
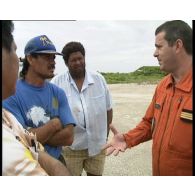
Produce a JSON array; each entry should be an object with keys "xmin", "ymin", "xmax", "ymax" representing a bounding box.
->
[{"xmin": 100, "ymin": 66, "xmax": 167, "ymax": 84}]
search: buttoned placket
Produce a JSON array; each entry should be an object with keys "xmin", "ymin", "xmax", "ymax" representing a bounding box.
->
[
  {"xmin": 79, "ymin": 81, "xmax": 90, "ymax": 134},
  {"xmin": 79, "ymin": 93, "xmax": 87, "ymax": 129},
  {"xmin": 70, "ymin": 76, "xmax": 89, "ymax": 131}
]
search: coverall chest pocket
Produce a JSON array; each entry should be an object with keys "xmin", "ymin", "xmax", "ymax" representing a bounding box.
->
[
  {"xmin": 169, "ymin": 99, "xmax": 192, "ymax": 155},
  {"xmin": 152, "ymin": 94, "xmax": 166, "ymax": 139}
]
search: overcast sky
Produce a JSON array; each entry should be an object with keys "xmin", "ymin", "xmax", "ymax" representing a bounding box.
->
[{"xmin": 13, "ymin": 20, "xmax": 192, "ymax": 74}]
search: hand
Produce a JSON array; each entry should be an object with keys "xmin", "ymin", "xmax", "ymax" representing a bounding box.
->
[
  {"xmin": 50, "ymin": 117, "xmax": 63, "ymax": 132},
  {"xmin": 28, "ymin": 117, "xmax": 63, "ymax": 144},
  {"xmin": 103, "ymin": 124, "xmax": 127, "ymax": 156}
]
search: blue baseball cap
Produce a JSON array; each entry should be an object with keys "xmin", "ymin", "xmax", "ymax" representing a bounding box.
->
[{"xmin": 24, "ymin": 35, "xmax": 62, "ymax": 55}]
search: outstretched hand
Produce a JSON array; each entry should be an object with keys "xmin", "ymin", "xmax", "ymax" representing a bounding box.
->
[{"xmin": 102, "ymin": 124, "xmax": 127, "ymax": 156}]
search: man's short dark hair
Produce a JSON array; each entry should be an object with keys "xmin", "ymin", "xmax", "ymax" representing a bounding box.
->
[
  {"xmin": 62, "ymin": 42, "xmax": 85, "ymax": 64},
  {"xmin": 155, "ymin": 20, "xmax": 192, "ymax": 55},
  {"xmin": 2, "ymin": 20, "xmax": 14, "ymax": 52}
]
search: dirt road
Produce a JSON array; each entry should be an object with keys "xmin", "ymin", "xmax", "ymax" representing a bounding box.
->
[{"xmin": 103, "ymin": 83, "xmax": 156, "ymax": 176}]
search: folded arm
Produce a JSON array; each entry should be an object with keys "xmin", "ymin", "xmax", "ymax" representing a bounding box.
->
[
  {"xmin": 28, "ymin": 118, "xmax": 62, "ymax": 144},
  {"xmin": 46, "ymin": 124, "xmax": 74, "ymax": 146}
]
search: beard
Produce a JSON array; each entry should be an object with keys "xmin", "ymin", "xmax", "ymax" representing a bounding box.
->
[{"xmin": 69, "ymin": 64, "xmax": 86, "ymax": 80}]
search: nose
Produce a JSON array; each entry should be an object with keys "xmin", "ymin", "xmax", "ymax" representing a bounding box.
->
[
  {"xmin": 75, "ymin": 59, "xmax": 81, "ymax": 65},
  {"xmin": 153, "ymin": 49, "xmax": 158, "ymax": 58},
  {"xmin": 52, "ymin": 60, "xmax": 56, "ymax": 66},
  {"xmin": 50, "ymin": 56, "xmax": 56, "ymax": 65}
]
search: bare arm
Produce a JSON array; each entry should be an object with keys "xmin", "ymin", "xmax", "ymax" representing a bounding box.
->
[
  {"xmin": 107, "ymin": 109, "xmax": 113, "ymax": 137},
  {"xmin": 46, "ymin": 124, "xmax": 74, "ymax": 146},
  {"xmin": 29, "ymin": 118, "xmax": 62, "ymax": 144},
  {"xmin": 38, "ymin": 151, "xmax": 71, "ymax": 176}
]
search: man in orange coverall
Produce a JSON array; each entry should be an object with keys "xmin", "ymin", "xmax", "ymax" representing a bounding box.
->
[{"xmin": 103, "ymin": 20, "xmax": 192, "ymax": 176}]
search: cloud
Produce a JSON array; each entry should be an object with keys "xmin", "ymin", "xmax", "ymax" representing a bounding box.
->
[{"xmin": 14, "ymin": 20, "xmax": 192, "ymax": 73}]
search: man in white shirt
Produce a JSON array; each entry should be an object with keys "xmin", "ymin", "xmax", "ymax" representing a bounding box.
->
[{"xmin": 51, "ymin": 41, "xmax": 113, "ymax": 176}]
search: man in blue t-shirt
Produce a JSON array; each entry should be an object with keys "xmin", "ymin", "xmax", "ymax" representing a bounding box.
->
[{"xmin": 3, "ymin": 35, "xmax": 76, "ymax": 162}]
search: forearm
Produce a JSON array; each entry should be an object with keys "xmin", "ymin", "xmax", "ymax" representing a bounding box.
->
[
  {"xmin": 124, "ymin": 94, "xmax": 155, "ymax": 148},
  {"xmin": 29, "ymin": 118, "xmax": 62, "ymax": 144},
  {"xmin": 46, "ymin": 124, "xmax": 74, "ymax": 146},
  {"xmin": 107, "ymin": 109, "xmax": 113, "ymax": 137},
  {"xmin": 124, "ymin": 117, "xmax": 152, "ymax": 148},
  {"xmin": 38, "ymin": 151, "xmax": 71, "ymax": 176}
]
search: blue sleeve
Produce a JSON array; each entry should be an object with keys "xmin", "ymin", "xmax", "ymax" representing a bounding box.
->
[
  {"xmin": 57, "ymin": 89, "xmax": 76, "ymax": 127},
  {"xmin": 2, "ymin": 96, "xmax": 26, "ymax": 128}
]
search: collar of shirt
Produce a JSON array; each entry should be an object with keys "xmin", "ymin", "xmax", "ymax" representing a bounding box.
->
[
  {"xmin": 67, "ymin": 70, "xmax": 95, "ymax": 92},
  {"xmin": 165, "ymin": 68, "xmax": 192, "ymax": 92}
]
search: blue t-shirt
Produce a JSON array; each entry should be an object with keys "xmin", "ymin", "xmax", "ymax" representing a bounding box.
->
[{"xmin": 3, "ymin": 79, "xmax": 76, "ymax": 159}]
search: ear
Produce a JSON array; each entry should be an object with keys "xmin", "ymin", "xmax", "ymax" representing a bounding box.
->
[
  {"xmin": 27, "ymin": 55, "xmax": 34, "ymax": 65},
  {"xmin": 175, "ymin": 39, "xmax": 183, "ymax": 54}
]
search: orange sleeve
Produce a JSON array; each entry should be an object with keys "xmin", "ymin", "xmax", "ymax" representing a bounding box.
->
[{"xmin": 123, "ymin": 90, "xmax": 156, "ymax": 148}]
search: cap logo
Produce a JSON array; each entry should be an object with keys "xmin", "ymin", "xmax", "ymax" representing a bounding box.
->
[{"xmin": 40, "ymin": 36, "xmax": 53, "ymax": 46}]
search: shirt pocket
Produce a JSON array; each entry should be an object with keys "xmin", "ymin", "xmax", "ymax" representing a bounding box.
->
[
  {"xmin": 88, "ymin": 94, "xmax": 106, "ymax": 115},
  {"xmin": 168, "ymin": 98, "xmax": 192, "ymax": 155},
  {"xmin": 152, "ymin": 94, "xmax": 166, "ymax": 139}
]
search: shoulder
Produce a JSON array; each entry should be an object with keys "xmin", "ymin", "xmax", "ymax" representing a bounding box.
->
[
  {"xmin": 87, "ymin": 70, "xmax": 106, "ymax": 82},
  {"xmin": 16, "ymin": 79, "xmax": 24, "ymax": 88},
  {"xmin": 51, "ymin": 72, "xmax": 68, "ymax": 84},
  {"xmin": 3, "ymin": 92, "xmax": 17, "ymax": 107},
  {"xmin": 15, "ymin": 79, "xmax": 33, "ymax": 92},
  {"xmin": 47, "ymin": 81, "xmax": 64, "ymax": 92},
  {"xmin": 47, "ymin": 81, "xmax": 66, "ymax": 98},
  {"xmin": 3, "ymin": 109, "xmax": 24, "ymax": 129}
]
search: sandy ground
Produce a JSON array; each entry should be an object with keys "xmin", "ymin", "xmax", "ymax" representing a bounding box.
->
[{"xmin": 102, "ymin": 83, "xmax": 157, "ymax": 176}]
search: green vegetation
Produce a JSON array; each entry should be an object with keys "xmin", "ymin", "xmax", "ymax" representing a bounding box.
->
[{"xmin": 100, "ymin": 66, "xmax": 167, "ymax": 84}]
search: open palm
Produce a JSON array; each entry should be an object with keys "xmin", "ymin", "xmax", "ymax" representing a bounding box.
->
[{"xmin": 103, "ymin": 124, "xmax": 127, "ymax": 156}]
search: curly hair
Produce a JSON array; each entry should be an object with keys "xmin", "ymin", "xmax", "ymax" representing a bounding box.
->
[{"xmin": 62, "ymin": 42, "xmax": 85, "ymax": 64}]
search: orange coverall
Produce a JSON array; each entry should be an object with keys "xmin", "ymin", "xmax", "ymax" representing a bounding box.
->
[{"xmin": 124, "ymin": 69, "xmax": 192, "ymax": 175}]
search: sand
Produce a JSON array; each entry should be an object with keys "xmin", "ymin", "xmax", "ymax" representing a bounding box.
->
[{"xmin": 103, "ymin": 83, "xmax": 156, "ymax": 176}]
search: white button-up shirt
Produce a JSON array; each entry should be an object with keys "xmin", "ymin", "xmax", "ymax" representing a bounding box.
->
[{"xmin": 51, "ymin": 70, "xmax": 112, "ymax": 156}]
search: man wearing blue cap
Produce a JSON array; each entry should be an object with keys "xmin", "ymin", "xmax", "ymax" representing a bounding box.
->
[{"xmin": 3, "ymin": 35, "xmax": 76, "ymax": 164}]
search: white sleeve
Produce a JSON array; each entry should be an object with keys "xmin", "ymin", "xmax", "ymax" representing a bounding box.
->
[{"xmin": 100, "ymin": 74, "xmax": 112, "ymax": 110}]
